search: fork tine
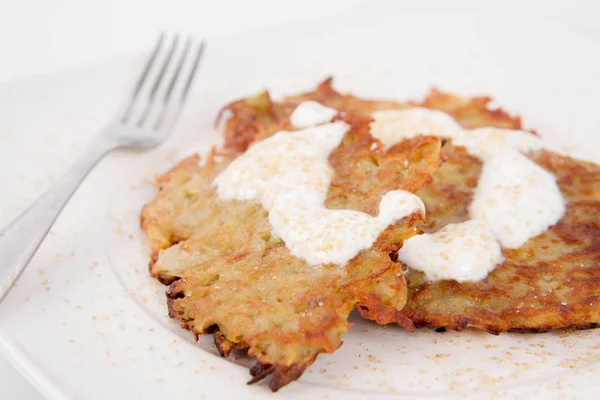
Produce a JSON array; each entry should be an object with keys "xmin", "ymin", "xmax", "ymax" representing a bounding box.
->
[
  {"xmin": 148, "ymin": 35, "xmax": 180, "ymax": 101},
  {"xmin": 153, "ymin": 37, "xmax": 192, "ymax": 129},
  {"xmin": 121, "ymin": 32, "xmax": 165, "ymax": 123},
  {"xmin": 163, "ymin": 37, "xmax": 191, "ymax": 104},
  {"xmin": 137, "ymin": 35, "xmax": 180, "ymax": 126},
  {"xmin": 154, "ymin": 40, "xmax": 205, "ymax": 131},
  {"xmin": 181, "ymin": 41, "xmax": 205, "ymax": 102}
]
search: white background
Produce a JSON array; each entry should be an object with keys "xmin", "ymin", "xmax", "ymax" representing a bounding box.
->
[{"xmin": 0, "ymin": 0, "xmax": 599, "ymax": 398}]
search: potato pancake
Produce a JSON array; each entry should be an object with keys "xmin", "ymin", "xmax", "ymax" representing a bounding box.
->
[
  {"xmin": 141, "ymin": 113, "xmax": 442, "ymax": 390},
  {"xmin": 218, "ymin": 79, "xmax": 600, "ymax": 335},
  {"xmin": 401, "ymin": 144, "xmax": 600, "ymax": 333}
]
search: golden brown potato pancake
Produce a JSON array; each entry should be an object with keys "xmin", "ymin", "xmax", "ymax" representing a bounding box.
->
[
  {"xmin": 218, "ymin": 78, "xmax": 600, "ymax": 335},
  {"xmin": 401, "ymin": 145, "xmax": 600, "ymax": 334},
  {"xmin": 141, "ymin": 114, "xmax": 442, "ymax": 390}
]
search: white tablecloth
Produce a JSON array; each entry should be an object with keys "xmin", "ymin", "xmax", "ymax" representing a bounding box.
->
[{"xmin": 1, "ymin": 0, "xmax": 599, "ymax": 398}]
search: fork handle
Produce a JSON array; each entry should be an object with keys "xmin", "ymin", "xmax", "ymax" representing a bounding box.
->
[{"xmin": 0, "ymin": 133, "xmax": 117, "ymax": 300}]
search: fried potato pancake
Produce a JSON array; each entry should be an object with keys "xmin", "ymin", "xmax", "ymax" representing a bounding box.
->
[
  {"xmin": 401, "ymin": 145, "xmax": 600, "ymax": 334},
  {"xmin": 140, "ymin": 114, "xmax": 442, "ymax": 390},
  {"xmin": 217, "ymin": 78, "xmax": 600, "ymax": 335}
]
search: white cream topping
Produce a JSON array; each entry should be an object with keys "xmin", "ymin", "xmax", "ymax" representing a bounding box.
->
[
  {"xmin": 469, "ymin": 149, "xmax": 565, "ymax": 249},
  {"xmin": 290, "ymin": 100, "xmax": 338, "ymax": 128},
  {"xmin": 371, "ymin": 108, "xmax": 463, "ymax": 148},
  {"xmin": 371, "ymin": 108, "xmax": 559, "ymax": 158},
  {"xmin": 397, "ymin": 220, "xmax": 503, "ymax": 282},
  {"xmin": 215, "ymin": 109, "xmax": 425, "ymax": 267},
  {"xmin": 372, "ymin": 108, "xmax": 566, "ymax": 282},
  {"xmin": 453, "ymin": 127, "xmax": 562, "ymax": 160}
]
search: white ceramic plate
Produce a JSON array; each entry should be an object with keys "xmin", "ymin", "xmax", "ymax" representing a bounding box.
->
[{"xmin": 1, "ymin": 5, "xmax": 600, "ymax": 399}]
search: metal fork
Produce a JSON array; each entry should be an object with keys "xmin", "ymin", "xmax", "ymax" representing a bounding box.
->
[{"xmin": 0, "ymin": 33, "xmax": 205, "ymax": 301}]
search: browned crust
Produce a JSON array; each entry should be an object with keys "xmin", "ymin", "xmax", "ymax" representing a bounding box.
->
[
  {"xmin": 418, "ymin": 88, "xmax": 523, "ymax": 131},
  {"xmin": 246, "ymin": 355, "xmax": 318, "ymax": 392},
  {"xmin": 214, "ymin": 330, "xmax": 247, "ymax": 357},
  {"xmin": 218, "ymin": 77, "xmax": 523, "ymax": 153}
]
